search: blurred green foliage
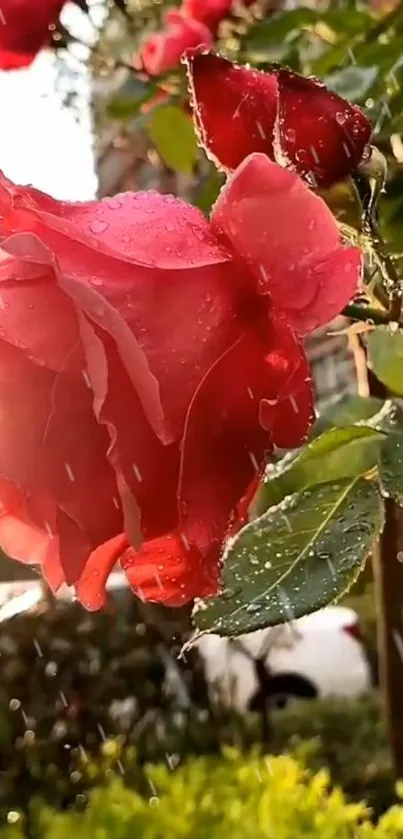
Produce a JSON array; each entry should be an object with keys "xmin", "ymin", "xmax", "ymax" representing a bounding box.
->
[{"xmin": 2, "ymin": 749, "xmax": 403, "ymax": 839}]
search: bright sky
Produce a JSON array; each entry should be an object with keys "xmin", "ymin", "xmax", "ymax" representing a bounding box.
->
[{"xmin": 0, "ymin": 4, "xmax": 98, "ymax": 201}]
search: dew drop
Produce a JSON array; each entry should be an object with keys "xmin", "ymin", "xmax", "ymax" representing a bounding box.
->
[
  {"xmin": 90, "ymin": 220, "xmax": 109, "ymax": 235},
  {"xmin": 246, "ymin": 603, "xmax": 261, "ymax": 614},
  {"xmin": 106, "ymin": 198, "xmax": 123, "ymax": 210},
  {"xmin": 335, "ymin": 111, "xmax": 347, "ymax": 126}
]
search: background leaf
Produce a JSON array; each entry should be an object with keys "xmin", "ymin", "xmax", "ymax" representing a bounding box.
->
[
  {"xmin": 310, "ymin": 395, "xmax": 385, "ymax": 437},
  {"xmin": 194, "ymin": 478, "xmax": 384, "ymax": 636},
  {"xmin": 147, "ymin": 105, "xmax": 198, "ymax": 173},
  {"xmin": 242, "ymin": 9, "xmax": 317, "ymax": 64},
  {"xmin": 325, "ymin": 66, "xmax": 378, "ymax": 101},
  {"xmin": 106, "ymin": 78, "xmax": 158, "ymax": 119},
  {"xmin": 366, "ymin": 328, "xmax": 403, "ymax": 396}
]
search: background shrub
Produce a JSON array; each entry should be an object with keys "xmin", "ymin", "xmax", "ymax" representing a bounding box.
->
[
  {"xmin": 2, "ymin": 752, "xmax": 403, "ymax": 839},
  {"xmin": 0, "ymin": 590, "xmax": 394, "ymax": 819}
]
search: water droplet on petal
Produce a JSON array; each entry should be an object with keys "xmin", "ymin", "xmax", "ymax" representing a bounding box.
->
[
  {"xmin": 106, "ymin": 198, "xmax": 123, "ymax": 210},
  {"xmin": 90, "ymin": 220, "xmax": 109, "ymax": 235},
  {"xmin": 335, "ymin": 111, "xmax": 347, "ymax": 126}
]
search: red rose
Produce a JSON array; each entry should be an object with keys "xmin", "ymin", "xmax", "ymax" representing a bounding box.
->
[
  {"xmin": 181, "ymin": 0, "xmax": 256, "ymax": 34},
  {"xmin": 0, "ymin": 0, "xmax": 65, "ymax": 70},
  {"xmin": 181, "ymin": 0, "xmax": 233, "ymax": 35},
  {"xmin": 0, "ymin": 154, "xmax": 361, "ymax": 608},
  {"xmin": 186, "ymin": 52, "xmax": 372, "ymax": 186},
  {"xmin": 140, "ymin": 10, "xmax": 212, "ymax": 77}
]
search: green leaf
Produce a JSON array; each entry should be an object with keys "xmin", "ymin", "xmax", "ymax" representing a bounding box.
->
[
  {"xmin": 245, "ymin": 8, "xmax": 319, "ymax": 46},
  {"xmin": 242, "ymin": 9, "xmax": 317, "ymax": 63},
  {"xmin": 257, "ymin": 425, "xmax": 382, "ymax": 513},
  {"xmin": 107, "ymin": 94, "xmax": 149, "ymax": 120},
  {"xmin": 325, "ymin": 66, "xmax": 378, "ymax": 102},
  {"xmin": 194, "ymin": 478, "xmax": 384, "ymax": 636},
  {"xmin": 323, "ymin": 8, "xmax": 374, "ymax": 35},
  {"xmin": 310, "ymin": 396, "xmax": 403, "ymax": 439},
  {"xmin": 147, "ymin": 105, "xmax": 198, "ymax": 174},
  {"xmin": 195, "ymin": 167, "xmax": 224, "ymax": 214},
  {"xmin": 311, "ymin": 24, "xmax": 402, "ymax": 82},
  {"xmin": 380, "ymin": 432, "xmax": 403, "ymax": 505},
  {"xmin": 366, "ymin": 327, "xmax": 403, "ymax": 396},
  {"xmin": 310, "ymin": 395, "xmax": 385, "ymax": 438},
  {"xmin": 107, "ymin": 77, "xmax": 157, "ymax": 120}
]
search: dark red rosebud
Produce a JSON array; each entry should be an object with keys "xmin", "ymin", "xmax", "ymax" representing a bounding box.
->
[
  {"xmin": 186, "ymin": 52, "xmax": 372, "ymax": 186},
  {"xmin": 0, "ymin": 0, "xmax": 65, "ymax": 70}
]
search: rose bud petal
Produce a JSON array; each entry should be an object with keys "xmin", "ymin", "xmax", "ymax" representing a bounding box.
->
[
  {"xmin": 121, "ymin": 533, "xmax": 219, "ymax": 608},
  {"xmin": 186, "ymin": 52, "xmax": 371, "ymax": 186},
  {"xmin": 275, "ymin": 68, "xmax": 372, "ymax": 186},
  {"xmin": 0, "ymin": 0, "xmax": 65, "ymax": 70},
  {"xmin": 178, "ymin": 310, "xmax": 313, "ymax": 556},
  {"xmin": 187, "ymin": 52, "xmax": 279, "ymax": 170},
  {"xmin": 211, "ymin": 154, "xmax": 362, "ymax": 335}
]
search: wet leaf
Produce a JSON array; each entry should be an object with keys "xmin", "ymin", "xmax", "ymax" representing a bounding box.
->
[
  {"xmin": 257, "ymin": 425, "xmax": 382, "ymax": 513},
  {"xmin": 311, "ymin": 394, "xmax": 396, "ymax": 438},
  {"xmin": 194, "ymin": 478, "xmax": 383, "ymax": 636},
  {"xmin": 147, "ymin": 105, "xmax": 198, "ymax": 173},
  {"xmin": 380, "ymin": 432, "xmax": 403, "ymax": 505},
  {"xmin": 366, "ymin": 327, "xmax": 403, "ymax": 396}
]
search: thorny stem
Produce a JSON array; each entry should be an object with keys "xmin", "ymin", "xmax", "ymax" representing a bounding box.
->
[{"xmin": 353, "ymin": 148, "xmax": 403, "ymax": 321}]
